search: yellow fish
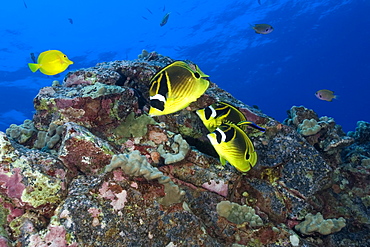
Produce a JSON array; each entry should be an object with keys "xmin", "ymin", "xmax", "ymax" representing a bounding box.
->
[
  {"xmin": 207, "ymin": 122, "xmax": 257, "ymax": 173},
  {"xmin": 149, "ymin": 61, "xmax": 210, "ymax": 116},
  {"xmin": 28, "ymin": 50, "xmax": 73, "ymax": 75},
  {"xmin": 196, "ymin": 101, "xmax": 265, "ymax": 132}
]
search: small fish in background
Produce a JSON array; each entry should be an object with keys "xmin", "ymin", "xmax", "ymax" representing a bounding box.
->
[
  {"xmin": 163, "ymin": 5, "xmax": 166, "ymax": 12},
  {"xmin": 315, "ymin": 89, "xmax": 337, "ymax": 102},
  {"xmin": 30, "ymin": 53, "xmax": 36, "ymax": 63},
  {"xmin": 258, "ymin": 0, "xmax": 262, "ymax": 5},
  {"xmin": 68, "ymin": 18, "xmax": 73, "ymax": 24},
  {"xmin": 146, "ymin": 8, "xmax": 153, "ymax": 14},
  {"xmin": 251, "ymin": 24, "xmax": 274, "ymax": 34},
  {"xmin": 23, "ymin": 0, "xmax": 28, "ymax": 8},
  {"xmin": 160, "ymin": 12, "xmax": 170, "ymax": 27},
  {"xmin": 142, "ymin": 16, "xmax": 148, "ymax": 20},
  {"xmin": 28, "ymin": 50, "xmax": 73, "ymax": 75}
]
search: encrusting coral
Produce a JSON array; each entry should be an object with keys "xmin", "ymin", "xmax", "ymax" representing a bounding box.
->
[{"xmin": 105, "ymin": 150, "xmax": 185, "ymax": 206}]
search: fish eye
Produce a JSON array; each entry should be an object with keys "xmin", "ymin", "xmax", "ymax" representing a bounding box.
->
[
  {"xmin": 266, "ymin": 29, "xmax": 269, "ymax": 31},
  {"xmin": 64, "ymin": 55, "xmax": 66, "ymax": 57},
  {"xmin": 193, "ymin": 72, "xmax": 200, "ymax": 79}
]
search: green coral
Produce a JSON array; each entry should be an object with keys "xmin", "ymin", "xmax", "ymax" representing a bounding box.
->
[
  {"xmin": 33, "ymin": 123, "xmax": 65, "ymax": 150},
  {"xmin": 6, "ymin": 119, "xmax": 36, "ymax": 144},
  {"xmin": 295, "ymin": 212, "xmax": 346, "ymax": 235},
  {"xmin": 216, "ymin": 201, "xmax": 263, "ymax": 227},
  {"xmin": 298, "ymin": 119, "xmax": 321, "ymax": 136}
]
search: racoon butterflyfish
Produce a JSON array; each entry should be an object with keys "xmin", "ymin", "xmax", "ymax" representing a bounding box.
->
[
  {"xmin": 196, "ymin": 101, "xmax": 266, "ymax": 132},
  {"xmin": 28, "ymin": 50, "xmax": 73, "ymax": 75},
  {"xmin": 207, "ymin": 122, "xmax": 257, "ymax": 173},
  {"xmin": 149, "ymin": 61, "xmax": 210, "ymax": 116}
]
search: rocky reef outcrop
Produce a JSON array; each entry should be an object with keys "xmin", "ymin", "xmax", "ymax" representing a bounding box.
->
[{"xmin": 1, "ymin": 50, "xmax": 369, "ymax": 246}]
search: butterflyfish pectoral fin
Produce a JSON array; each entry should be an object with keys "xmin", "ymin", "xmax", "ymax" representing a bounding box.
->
[
  {"xmin": 28, "ymin": 63, "xmax": 40, "ymax": 72},
  {"xmin": 238, "ymin": 121, "xmax": 265, "ymax": 132},
  {"xmin": 220, "ymin": 157, "xmax": 227, "ymax": 166}
]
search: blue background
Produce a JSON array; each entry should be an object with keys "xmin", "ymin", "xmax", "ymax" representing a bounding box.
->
[{"xmin": 1, "ymin": 0, "xmax": 369, "ymax": 132}]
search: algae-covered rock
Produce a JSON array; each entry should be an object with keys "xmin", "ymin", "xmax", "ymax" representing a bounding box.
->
[{"xmin": 113, "ymin": 112, "xmax": 156, "ymax": 143}]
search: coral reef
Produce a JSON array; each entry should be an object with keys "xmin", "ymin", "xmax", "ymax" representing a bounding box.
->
[
  {"xmin": 285, "ymin": 105, "xmax": 354, "ymax": 165},
  {"xmin": 0, "ymin": 52, "xmax": 368, "ymax": 246}
]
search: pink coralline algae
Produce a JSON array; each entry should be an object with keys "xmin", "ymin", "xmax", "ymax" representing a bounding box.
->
[
  {"xmin": 99, "ymin": 181, "xmax": 127, "ymax": 211},
  {"xmin": 29, "ymin": 225, "xmax": 77, "ymax": 247},
  {"xmin": 0, "ymin": 167, "xmax": 25, "ymax": 199},
  {"xmin": 202, "ymin": 179, "xmax": 228, "ymax": 197}
]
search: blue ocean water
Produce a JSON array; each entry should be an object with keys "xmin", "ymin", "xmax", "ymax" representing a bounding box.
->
[{"xmin": 1, "ymin": 0, "xmax": 369, "ymax": 132}]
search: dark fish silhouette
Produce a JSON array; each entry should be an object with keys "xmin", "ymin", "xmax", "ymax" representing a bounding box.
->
[
  {"xmin": 23, "ymin": 0, "xmax": 28, "ymax": 8},
  {"xmin": 163, "ymin": 5, "xmax": 165, "ymax": 12},
  {"xmin": 68, "ymin": 18, "xmax": 73, "ymax": 24},
  {"xmin": 142, "ymin": 16, "xmax": 148, "ymax": 20},
  {"xmin": 146, "ymin": 8, "xmax": 153, "ymax": 14},
  {"xmin": 160, "ymin": 12, "xmax": 170, "ymax": 27},
  {"xmin": 30, "ymin": 53, "xmax": 36, "ymax": 63},
  {"xmin": 258, "ymin": 0, "xmax": 262, "ymax": 5}
]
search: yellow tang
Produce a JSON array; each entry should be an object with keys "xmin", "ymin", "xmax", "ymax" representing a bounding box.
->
[
  {"xmin": 149, "ymin": 61, "xmax": 210, "ymax": 116},
  {"xmin": 28, "ymin": 50, "xmax": 73, "ymax": 75},
  {"xmin": 196, "ymin": 101, "xmax": 265, "ymax": 132},
  {"xmin": 207, "ymin": 122, "xmax": 257, "ymax": 173}
]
